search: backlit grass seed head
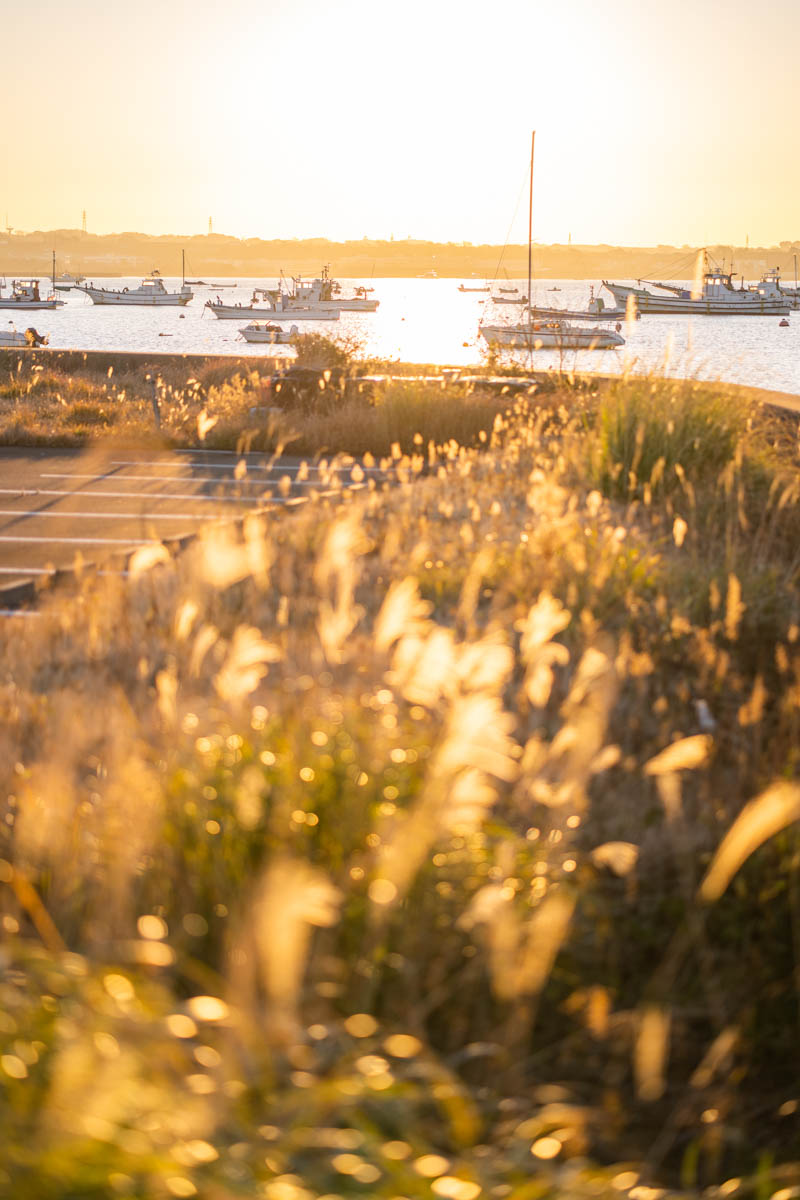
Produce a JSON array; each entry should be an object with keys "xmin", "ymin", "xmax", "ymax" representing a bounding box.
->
[
  {"xmin": 699, "ymin": 781, "xmax": 800, "ymax": 902},
  {"xmin": 314, "ymin": 512, "xmax": 370, "ymax": 663},
  {"xmin": 466, "ymin": 883, "xmax": 577, "ymax": 1001},
  {"xmin": 524, "ymin": 638, "xmax": 618, "ymax": 811},
  {"xmin": 374, "ymin": 577, "xmax": 434, "ymax": 653},
  {"xmin": 196, "ymin": 525, "xmax": 262, "ymax": 589},
  {"xmin": 243, "ymin": 858, "xmax": 342, "ymax": 1039},
  {"xmin": 634, "ymin": 1005, "xmax": 671, "ymax": 1102},
  {"xmin": 214, "ymin": 626, "xmax": 281, "ymax": 702},
  {"xmin": 518, "ymin": 591, "xmax": 572, "ymax": 708},
  {"xmin": 128, "ymin": 542, "xmax": 172, "ymax": 579}
]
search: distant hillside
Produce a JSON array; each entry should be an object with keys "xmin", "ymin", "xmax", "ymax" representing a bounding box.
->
[{"xmin": 2, "ymin": 229, "xmax": 800, "ymax": 281}]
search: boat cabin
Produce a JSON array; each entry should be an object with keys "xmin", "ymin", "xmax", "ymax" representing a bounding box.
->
[{"xmin": 12, "ymin": 280, "xmax": 43, "ymax": 302}]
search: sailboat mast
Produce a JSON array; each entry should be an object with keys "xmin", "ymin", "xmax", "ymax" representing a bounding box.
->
[
  {"xmin": 52, "ymin": 249, "xmax": 56, "ymax": 292},
  {"xmin": 527, "ymin": 130, "xmax": 535, "ymax": 310}
]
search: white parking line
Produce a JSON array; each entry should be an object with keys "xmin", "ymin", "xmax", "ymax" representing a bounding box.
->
[
  {"xmin": 0, "ymin": 488, "xmax": 274, "ymax": 504},
  {"xmin": 109, "ymin": 458, "xmax": 383, "ymax": 473},
  {"xmin": 0, "ymin": 509, "xmax": 231, "ymax": 521},
  {"xmin": 0, "ymin": 535, "xmax": 157, "ymax": 545},
  {"xmin": 0, "ymin": 566, "xmax": 129, "ymax": 576},
  {"xmin": 40, "ymin": 473, "xmax": 323, "ymax": 488}
]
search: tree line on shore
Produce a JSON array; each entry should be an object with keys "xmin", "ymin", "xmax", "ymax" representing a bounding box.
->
[{"xmin": 2, "ymin": 229, "xmax": 800, "ymax": 280}]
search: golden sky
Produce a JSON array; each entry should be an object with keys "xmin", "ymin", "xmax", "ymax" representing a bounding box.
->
[{"xmin": 4, "ymin": 0, "xmax": 799, "ymax": 246}]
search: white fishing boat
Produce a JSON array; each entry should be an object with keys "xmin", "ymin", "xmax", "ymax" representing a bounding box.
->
[
  {"xmin": 264, "ymin": 265, "xmax": 379, "ymax": 312},
  {"xmin": 239, "ymin": 322, "xmax": 300, "ymax": 344},
  {"xmin": 79, "ymin": 270, "xmax": 193, "ymax": 306},
  {"xmin": 53, "ymin": 271, "xmax": 85, "ymax": 291},
  {"xmin": 0, "ymin": 324, "xmax": 48, "ymax": 347},
  {"xmin": 603, "ymin": 254, "xmax": 790, "ymax": 315},
  {"xmin": 480, "ymin": 320, "xmax": 625, "ymax": 350},
  {"xmin": 205, "ymin": 293, "xmax": 340, "ymax": 321},
  {"xmin": 755, "ymin": 267, "xmax": 800, "ymax": 310},
  {"xmin": 527, "ymin": 290, "xmax": 630, "ymax": 322},
  {"xmin": 0, "ymin": 279, "xmax": 65, "ymax": 310}
]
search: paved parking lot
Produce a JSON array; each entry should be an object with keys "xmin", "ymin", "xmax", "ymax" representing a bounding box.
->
[{"xmin": 0, "ymin": 446, "xmax": 373, "ymax": 607}]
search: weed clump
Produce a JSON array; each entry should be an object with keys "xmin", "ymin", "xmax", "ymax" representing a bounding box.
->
[{"xmin": 0, "ymin": 369, "xmax": 799, "ymax": 1196}]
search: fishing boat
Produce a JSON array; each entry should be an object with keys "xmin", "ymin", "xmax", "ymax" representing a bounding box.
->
[
  {"xmin": 53, "ymin": 271, "xmax": 85, "ymax": 291},
  {"xmin": 239, "ymin": 322, "xmax": 300, "ymax": 344},
  {"xmin": 0, "ymin": 279, "xmax": 64, "ymax": 310},
  {"xmin": 603, "ymin": 254, "xmax": 790, "ymax": 315},
  {"xmin": 479, "ymin": 132, "xmax": 625, "ymax": 354},
  {"xmin": 264, "ymin": 266, "xmax": 379, "ymax": 312},
  {"xmin": 480, "ymin": 320, "xmax": 624, "ymax": 350},
  {"xmin": 491, "ymin": 293, "xmax": 528, "ymax": 305},
  {"xmin": 756, "ymin": 267, "xmax": 800, "ymax": 310},
  {"xmin": 527, "ymin": 290, "xmax": 630, "ymax": 322},
  {"xmin": 0, "ymin": 324, "xmax": 48, "ymax": 347},
  {"xmin": 458, "ymin": 283, "xmax": 490, "ymax": 293},
  {"xmin": 78, "ymin": 251, "xmax": 194, "ymax": 306},
  {"xmin": 205, "ymin": 293, "xmax": 340, "ymax": 321},
  {"xmin": 79, "ymin": 271, "xmax": 193, "ymax": 306}
]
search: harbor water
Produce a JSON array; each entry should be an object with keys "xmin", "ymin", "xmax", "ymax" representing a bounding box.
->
[{"xmin": 6, "ymin": 277, "xmax": 800, "ymax": 395}]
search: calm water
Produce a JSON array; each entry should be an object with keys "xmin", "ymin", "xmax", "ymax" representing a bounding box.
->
[{"xmin": 8, "ymin": 276, "xmax": 800, "ymax": 395}]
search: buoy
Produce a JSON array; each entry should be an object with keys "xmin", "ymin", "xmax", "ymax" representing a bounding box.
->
[{"xmin": 780, "ymin": 318, "xmax": 790, "ymax": 327}]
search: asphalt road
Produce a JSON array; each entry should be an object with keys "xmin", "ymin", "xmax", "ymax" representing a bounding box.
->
[{"xmin": 0, "ymin": 446, "xmax": 371, "ymax": 608}]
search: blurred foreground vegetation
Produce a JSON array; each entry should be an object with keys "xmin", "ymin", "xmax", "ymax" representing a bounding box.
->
[{"xmin": 1, "ymin": 362, "xmax": 800, "ymax": 1199}]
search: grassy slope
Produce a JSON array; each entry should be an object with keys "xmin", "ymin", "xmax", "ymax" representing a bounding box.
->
[{"xmin": 1, "ymin": 367, "xmax": 800, "ymax": 1199}]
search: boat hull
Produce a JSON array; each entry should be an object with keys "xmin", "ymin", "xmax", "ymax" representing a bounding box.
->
[
  {"xmin": 80, "ymin": 288, "xmax": 192, "ymax": 306},
  {"xmin": 479, "ymin": 323, "xmax": 625, "ymax": 350},
  {"xmin": 603, "ymin": 282, "xmax": 789, "ymax": 315},
  {"xmin": 528, "ymin": 305, "xmax": 628, "ymax": 321},
  {"xmin": 239, "ymin": 324, "xmax": 298, "ymax": 344},
  {"xmin": 0, "ymin": 299, "xmax": 64, "ymax": 310},
  {"xmin": 207, "ymin": 303, "xmax": 340, "ymax": 320}
]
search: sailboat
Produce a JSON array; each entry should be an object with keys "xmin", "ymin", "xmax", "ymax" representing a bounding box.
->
[{"xmin": 479, "ymin": 134, "xmax": 625, "ymax": 352}]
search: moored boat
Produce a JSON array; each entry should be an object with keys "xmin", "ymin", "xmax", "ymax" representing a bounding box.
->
[
  {"xmin": 53, "ymin": 271, "xmax": 86, "ymax": 291},
  {"xmin": 527, "ymin": 291, "xmax": 630, "ymax": 322},
  {"xmin": 0, "ymin": 324, "xmax": 49, "ymax": 347},
  {"xmin": 78, "ymin": 270, "xmax": 193, "ymax": 306},
  {"xmin": 0, "ymin": 279, "xmax": 65, "ymax": 310},
  {"xmin": 603, "ymin": 255, "xmax": 790, "ymax": 315},
  {"xmin": 264, "ymin": 265, "xmax": 379, "ymax": 312},
  {"xmin": 205, "ymin": 293, "xmax": 340, "ymax": 320},
  {"xmin": 239, "ymin": 322, "xmax": 300, "ymax": 344},
  {"xmin": 479, "ymin": 320, "xmax": 625, "ymax": 350}
]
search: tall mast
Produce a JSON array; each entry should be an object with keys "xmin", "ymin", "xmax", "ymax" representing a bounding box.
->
[
  {"xmin": 182, "ymin": 248, "xmax": 185, "ymax": 287},
  {"xmin": 527, "ymin": 130, "xmax": 535, "ymax": 314}
]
